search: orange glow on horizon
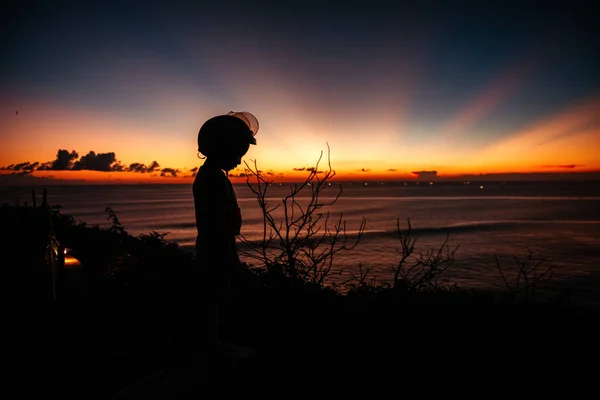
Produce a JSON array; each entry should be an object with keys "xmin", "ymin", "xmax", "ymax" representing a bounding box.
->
[
  {"xmin": 457, "ymin": 97, "xmax": 600, "ymax": 174},
  {"xmin": 2, "ymin": 91, "xmax": 599, "ymax": 183},
  {"xmin": 3, "ymin": 165, "xmax": 600, "ymax": 186}
]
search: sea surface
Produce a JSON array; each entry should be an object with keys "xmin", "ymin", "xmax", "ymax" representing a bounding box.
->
[{"xmin": 2, "ymin": 181, "xmax": 600, "ymax": 302}]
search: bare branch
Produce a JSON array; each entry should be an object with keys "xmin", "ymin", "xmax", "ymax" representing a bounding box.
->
[{"xmin": 241, "ymin": 144, "xmax": 365, "ymax": 287}]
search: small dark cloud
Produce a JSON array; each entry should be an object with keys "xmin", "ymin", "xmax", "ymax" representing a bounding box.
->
[
  {"xmin": 387, "ymin": 168, "xmax": 397, "ymax": 172},
  {"xmin": 127, "ymin": 161, "xmax": 161, "ymax": 173},
  {"xmin": 13, "ymin": 162, "xmax": 31, "ymax": 171},
  {"xmin": 357, "ymin": 168, "xmax": 370, "ymax": 172},
  {"xmin": 228, "ymin": 172, "xmax": 249, "ymax": 178},
  {"xmin": 541, "ymin": 164, "xmax": 584, "ymax": 169},
  {"xmin": 184, "ymin": 167, "xmax": 199, "ymax": 178},
  {"xmin": 1, "ymin": 161, "xmax": 39, "ymax": 173},
  {"xmin": 160, "ymin": 168, "xmax": 180, "ymax": 177},
  {"xmin": 295, "ymin": 166, "xmax": 324, "ymax": 174},
  {"xmin": 24, "ymin": 162, "xmax": 39, "ymax": 172},
  {"xmin": 128, "ymin": 163, "xmax": 147, "ymax": 173},
  {"xmin": 37, "ymin": 162, "xmax": 53, "ymax": 170},
  {"xmin": 147, "ymin": 161, "xmax": 160, "ymax": 173},
  {"xmin": 412, "ymin": 170, "xmax": 438, "ymax": 180}
]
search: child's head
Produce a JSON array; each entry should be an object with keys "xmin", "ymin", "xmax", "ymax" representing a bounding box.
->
[{"xmin": 197, "ymin": 111, "xmax": 258, "ymax": 171}]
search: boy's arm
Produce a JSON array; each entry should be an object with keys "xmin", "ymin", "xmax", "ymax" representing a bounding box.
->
[{"xmin": 195, "ymin": 176, "xmax": 240, "ymax": 269}]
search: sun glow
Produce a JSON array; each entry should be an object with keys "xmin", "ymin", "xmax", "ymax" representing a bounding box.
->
[
  {"xmin": 2, "ymin": 91, "xmax": 599, "ymax": 184},
  {"xmin": 460, "ymin": 97, "xmax": 600, "ymax": 173}
]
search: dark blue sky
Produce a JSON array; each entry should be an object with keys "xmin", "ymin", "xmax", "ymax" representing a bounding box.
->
[{"xmin": 2, "ymin": 0, "xmax": 599, "ymax": 179}]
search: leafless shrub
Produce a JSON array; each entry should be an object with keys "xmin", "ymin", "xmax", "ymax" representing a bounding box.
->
[
  {"xmin": 494, "ymin": 248, "xmax": 553, "ymax": 302},
  {"xmin": 392, "ymin": 218, "xmax": 459, "ymax": 292},
  {"xmin": 239, "ymin": 145, "xmax": 366, "ymax": 286},
  {"xmin": 335, "ymin": 263, "xmax": 389, "ymax": 294}
]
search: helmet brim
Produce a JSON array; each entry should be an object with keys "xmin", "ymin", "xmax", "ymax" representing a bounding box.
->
[{"xmin": 227, "ymin": 111, "xmax": 259, "ymax": 138}]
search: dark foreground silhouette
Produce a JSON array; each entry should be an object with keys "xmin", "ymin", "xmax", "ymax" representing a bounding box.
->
[
  {"xmin": 193, "ymin": 112, "xmax": 259, "ymax": 356},
  {"xmin": 2, "ymin": 201, "xmax": 599, "ymax": 398}
]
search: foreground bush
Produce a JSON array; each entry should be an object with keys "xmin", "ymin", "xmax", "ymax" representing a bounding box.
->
[{"xmin": 3, "ymin": 196, "xmax": 600, "ymax": 396}]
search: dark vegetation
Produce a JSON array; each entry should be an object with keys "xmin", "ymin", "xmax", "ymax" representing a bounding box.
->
[{"xmin": 2, "ymin": 155, "xmax": 599, "ymax": 398}]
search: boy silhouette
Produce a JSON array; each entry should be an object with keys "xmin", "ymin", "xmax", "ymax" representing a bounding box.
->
[{"xmin": 193, "ymin": 111, "xmax": 258, "ymax": 358}]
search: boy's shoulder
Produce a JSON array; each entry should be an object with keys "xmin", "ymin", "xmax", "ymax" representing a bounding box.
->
[
  {"xmin": 197, "ymin": 165, "xmax": 226, "ymax": 179},
  {"xmin": 194, "ymin": 165, "xmax": 229, "ymax": 189}
]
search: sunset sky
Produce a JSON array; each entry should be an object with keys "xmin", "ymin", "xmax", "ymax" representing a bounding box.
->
[{"xmin": 1, "ymin": 0, "xmax": 599, "ymax": 183}]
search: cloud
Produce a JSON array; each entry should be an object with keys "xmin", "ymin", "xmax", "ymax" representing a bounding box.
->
[
  {"xmin": 33, "ymin": 149, "xmax": 122, "ymax": 172},
  {"xmin": 147, "ymin": 161, "xmax": 160, "ymax": 173},
  {"xmin": 387, "ymin": 168, "xmax": 397, "ymax": 172},
  {"xmin": 38, "ymin": 149, "xmax": 79, "ymax": 170},
  {"xmin": 127, "ymin": 161, "xmax": 161, "ymax": 173},
  {"xmin": 294, "ymin": 166, "xmax": 325, "ymax": 174},
  {"xmin": 72, "ymin": 151, "xmax": 124, "ymax": 171},
  {"xmin": 0, "ymin": 150, "xmax": 180, "ymax": 178},
  {"xmin": 160, "ymin": 168, "xmax": 180, "ymax": 177},
  {"xmin": 411, "ymin": 170, "xmax": 439, "ymax": 180},
  {"xmin": 1, "ymin": 161, "xmax": 39, "ymax": 173},
  {"xmin": 23, "ymin": 162, "xmax": 39, "ymax": 172},
  {"xmin": 127, "ymin": 163, "xmax": 147, "ymax": 173},
  {"xmin": 183, "ymin": 173, "xmax": 197, "ymax": 178},
  {"xmin": 541, "ymin": 164, "xmax": 584, "ymax": 169},
  {"xmin": 228, "ymin": 172, "xmax": 249, "ymax": 178},
  {"xmin": 182, "ymin": 166, "xmax": 199, "ymax": 178},
  {"xmin": 357, "ymin": 168, "xmax": 371, "ymax": 172}
]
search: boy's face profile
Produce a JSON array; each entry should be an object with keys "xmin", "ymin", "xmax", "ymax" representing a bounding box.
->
[{"xmin": 212, "ymin": 141, "xmax": 250, "ymax": 171}]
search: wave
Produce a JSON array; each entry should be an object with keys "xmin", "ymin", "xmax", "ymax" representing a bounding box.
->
[
  {"xmin": 233, "ymin": 219, "xmax": 600, "ymax": 246},
  {"xmin": 332, "ymin": 196, "xmax": 600, "ymax": 201},
  {"xmin": 406, "ymin": 219, "xmax": 600, "ymax": 235},
  {"xmin": 155, "ymin": 221, "xmax": 197, "ymax": 230},
  {"xmin": 78, "ymin": 212, "xmax": 600, "ymax": 239},
  {"xmin": 159, "ymin": 218, "xmax": 600, "ymax": 235}
]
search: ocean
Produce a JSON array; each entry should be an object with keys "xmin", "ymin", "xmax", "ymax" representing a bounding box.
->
[{"xmin": 2, "ymin": 180, "xmax": 600, "ymax": 301}]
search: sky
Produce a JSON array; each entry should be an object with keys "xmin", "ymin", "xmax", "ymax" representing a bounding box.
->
[{"xmin": 1, "ymin": 0, "xmax": 599, "ymax": 184}]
